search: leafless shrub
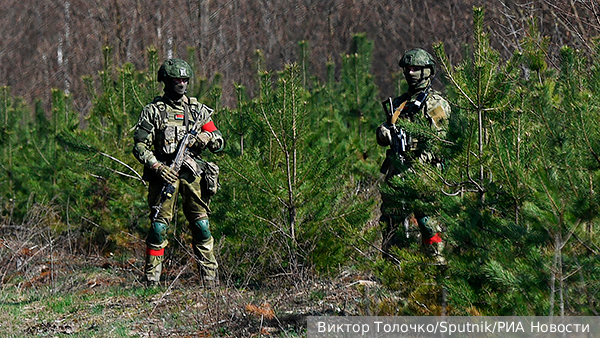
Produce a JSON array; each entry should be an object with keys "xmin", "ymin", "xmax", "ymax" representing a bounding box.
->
[{"xmin": 0, "ymin": 200, "xmax": 70, "ymax": 291}]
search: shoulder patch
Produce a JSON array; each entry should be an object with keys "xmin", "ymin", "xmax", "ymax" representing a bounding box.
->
[{"xmin": 426, "ymin": 92, "xmax": 450, "ymax": 127}]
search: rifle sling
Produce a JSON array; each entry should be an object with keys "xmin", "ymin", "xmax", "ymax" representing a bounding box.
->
[
  {"xmin": 184, "ymin": 97, "xmax": 190, "ymax": 132},
  {"xmin": 391, "ymin": 100, "xmax": 407, "ymax": 124}
]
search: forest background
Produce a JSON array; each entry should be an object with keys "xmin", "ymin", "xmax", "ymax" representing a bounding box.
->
[{"xmin": 1, "ymin": 0, "xmax": 600, "ymax": 337}]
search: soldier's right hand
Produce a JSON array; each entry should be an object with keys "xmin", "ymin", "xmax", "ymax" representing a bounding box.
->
[
  {"xmin": 376, "ymin": 123, "xmax": 392, "ymax": 147},
  {"xmin": 153, "ymin": 163, "xmax": 178, "ymax": 184}
]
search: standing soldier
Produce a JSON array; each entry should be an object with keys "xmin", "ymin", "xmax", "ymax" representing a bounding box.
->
[
  {"xmin": 133, "ymin": 58, "xmax": 224, "ymax": 286},
  {"xmin": 376, "ymin": 48, "xmax": 451, "ymax": 264}
]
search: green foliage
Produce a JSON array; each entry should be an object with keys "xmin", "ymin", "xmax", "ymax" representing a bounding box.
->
[
  {"xmin": 1, "ymin": 9, "xmax": 600, "ymax": 317},
  {"xmin": 311, "ymin": 33, "xmax": 383, "ymax": 177},
  {"xmin": 372, "ymin": 252, "xmax": 446, "ymax": 316},
  {"xmin": 214, "ymin": 59, "xmax": 376, "ymax": 283},
  {"xmin": 422, "ymin": 7, "xmax": 600, "ymax": 315},
  {"xmin": 0, "ymin": 46, "xmax": 164, "ymax": 253}
]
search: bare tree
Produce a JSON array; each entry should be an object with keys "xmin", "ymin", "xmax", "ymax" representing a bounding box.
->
[{"xmin": 0, "ymin": 0, "xmax": 598, "ymax": 112}]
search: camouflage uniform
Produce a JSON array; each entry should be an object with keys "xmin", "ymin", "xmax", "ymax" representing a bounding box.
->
[
  {"xmin": 133, "ymin": 59, "xmax": 224, "ymax": 285},
  {"xmin": 376, "ymin": 48, "xmax": 451, "ymax": 263}
]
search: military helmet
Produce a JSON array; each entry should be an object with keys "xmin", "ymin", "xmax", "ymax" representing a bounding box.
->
[
  {"xmin": 398, "ymin": 48, "xmax": 436, "ymax": 74},
  {"xmin": 157, "ymin": 58, "xmax": 193, "ymax": 82}
]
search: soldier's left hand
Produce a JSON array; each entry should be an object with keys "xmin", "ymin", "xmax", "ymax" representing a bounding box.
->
[
  {"xmin": 189, "ymin": 132, "xmax": 212, "ymax": 149},
  {"xmin": 376, "ymin": 124, "xmax": 392, "ymax": 146}
]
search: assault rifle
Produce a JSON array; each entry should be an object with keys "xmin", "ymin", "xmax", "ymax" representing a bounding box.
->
[
  {"xmin": 151, "ymin": 105, "xmax": 214, "ymax": 220},
  {"xmin": 382, "ymin": 97, "xmax": 408, "ymax": 162},
  {"xmin": 381, "ymin": 72, "xmax": 438, "ymax": 161}
]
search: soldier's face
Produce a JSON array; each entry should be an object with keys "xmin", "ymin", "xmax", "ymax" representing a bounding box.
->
[
  {"xmin": 404, "ymin": 67, "xmax": 430, "ymax": 88},
  {"xmin": 166, "ymin": 77, "xmax": 189, "ymax": 96}
]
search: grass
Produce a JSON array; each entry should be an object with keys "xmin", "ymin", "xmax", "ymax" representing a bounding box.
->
[
  {"xmin": 0, "ymin": 236, "xmax": 375, "ymax": 337},
  {"xmin": 0, "ymin": 280, "xmax": 320, "ymax": 337},
  {"xmin": 0, "ymin": 211, "xmax": 444, "ymax": 337}
]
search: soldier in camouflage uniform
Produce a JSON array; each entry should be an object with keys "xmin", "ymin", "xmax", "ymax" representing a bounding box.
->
[
  {"xmin": 376, "ymin": 48, "xmax": 451, "ymax": 264},
  {"xmin": 133, "ymin": 59, "xmax": 224, "ymax": 286}
]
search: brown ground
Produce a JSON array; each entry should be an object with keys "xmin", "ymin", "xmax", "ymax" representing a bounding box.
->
[{"xmin": 0, "ymin": 235, "xmax": 384, "ymax": 337}]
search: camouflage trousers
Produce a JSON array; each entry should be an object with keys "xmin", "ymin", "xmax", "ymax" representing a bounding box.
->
[
  {"xmin": 379, "ymin": 190, "xmax": 445, "ymax": 264},
  {"xmin": 145, "ymin": 168, "xmax": 218, "ymax": 284}
]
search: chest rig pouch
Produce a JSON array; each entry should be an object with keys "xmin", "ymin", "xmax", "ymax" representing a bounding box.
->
[
  {"xmin": 155, "ymin": 99, "xmax": 200, "ymax": 156},
  {"xmin": 194, "ymin": 159, "xmax": 220, "ymax": 197},
  {"xmin": 157, "ymin": 103, "xmax": 185, "ymax": 156},
  {"xmin": 155, "ymin": 98, "xmax": 220, "ymax": 196}
]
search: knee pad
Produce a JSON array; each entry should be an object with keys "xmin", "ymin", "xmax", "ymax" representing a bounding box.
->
[
  {"xmin": 147, "ymin": 221, "xmax": 168, "ymax": 246},
  {"xmin": 193, "ymin": 219, "xmax": 212, "ymax": 242},
  {"xmin": 416, "ymin": 216, "xmax": 437, "ymax": 239}
]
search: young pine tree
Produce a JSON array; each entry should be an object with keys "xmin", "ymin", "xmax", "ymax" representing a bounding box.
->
[
  {"xmin": 428, "ymin": 7, "xmax": 600, "ymax": 315},
  {"xmin": 520, "ymin": 43, "xmax": 600, "ymax": 316},
  {"xmin": 215, "ymin": 59, "xmax": 375, "ymax": 284},
  {"xmin": 431, "ymin": 7, "xmax": 550, "ymax": 315}
]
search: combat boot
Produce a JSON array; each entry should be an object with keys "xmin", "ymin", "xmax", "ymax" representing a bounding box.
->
[{"xmin": 201, "ymin": 272, "xmax": 219, "ymax": 289}]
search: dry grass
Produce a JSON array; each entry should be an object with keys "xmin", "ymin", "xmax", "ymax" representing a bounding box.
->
[{"xmin": 0, "ymin": 204, "xmax": 381, "ymax": 337}]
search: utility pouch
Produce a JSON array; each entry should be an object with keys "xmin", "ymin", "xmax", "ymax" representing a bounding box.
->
[
  {"xmin": 203, "ymin": 161, "xmax": 220, "ymax": 196},
  {"xmin": 161, "ymin": 125, "xmax": 188, "ymax": 155},
  {"xmin": 183, "ymin": 155, "xmax": 202, "ymax": 177},
  {"xmin": 162, "ymin": 126, "xmax": 178, "ymax": 154},
  {"xmin": 193, "ymin": 158, "xmax": 220, "ymax": 196}
]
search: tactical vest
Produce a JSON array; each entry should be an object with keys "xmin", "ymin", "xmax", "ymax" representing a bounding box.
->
[
  {"xmin": 153, "ymin": 96, "xmax": 211, "ymax": 158},
  {"xmin": 392, "ymin": 90, "xmax": 448, "ymax": 152}
]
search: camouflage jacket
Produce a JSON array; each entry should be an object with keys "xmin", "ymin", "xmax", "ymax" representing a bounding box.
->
[
  {"xmin": 393, "ymin": 89, "xmax": 450, "ymax": 150},
  {"xmin": 132, "ymin": 95, "xmax": 224, "ymax": 172},
  {"xmin": 378, "ymin": 89, "xmax": 451, "ymax": 176}
]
